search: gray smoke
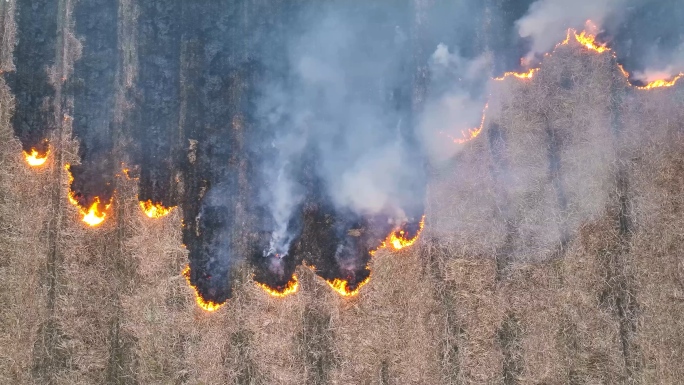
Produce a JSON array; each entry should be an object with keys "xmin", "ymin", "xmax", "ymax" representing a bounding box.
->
[
  {"xmin": 516, "ymin": 0, "xmax": 627, "ymax": 62},
  {"xmin": 256, "ymin": 3, "xmax": 424, "ymax": 249},
  {"xmin": 260, "ymin": 104, "xmax": 307, "ymax": 256},
  {"xmin": 417, "ymin": 44, "xmax": 490, "ymax": 164},
  {"xmin": 632, "ymin": 42, "xmax": 684, "ymax": 82}
]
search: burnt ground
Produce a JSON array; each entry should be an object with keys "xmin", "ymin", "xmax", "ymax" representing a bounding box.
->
[
  {"xmin": 6, "ymin": 0, "xmax": 58, "ymax": 154},
  {"xmin": 132, "ymin": 0, "xmax": 181, "ymax": 208},
  {"xmin": 68, "ymin": 0, "xmax": 119, "ymax": 209},
  {"xmin": 6, "ymin": 0, "xmax": 508, "ymax": 304}
]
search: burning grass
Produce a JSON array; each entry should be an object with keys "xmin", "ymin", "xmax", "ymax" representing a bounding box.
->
[
  {"xmin": 182, "ymin": 265, "xmax": 226, "ymax": 312},
  {"xmin": 23, "ymin": 147, "xmax": 49, "ymax": 167},
  {"xmin": 255, "ymin": 274, "xmax": 299, "ymax": 297},
  {"xmin": 138, "ymin": 199, "xmax": 174, "ymax": 219}
]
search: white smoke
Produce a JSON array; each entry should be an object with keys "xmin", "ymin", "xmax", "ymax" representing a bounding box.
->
[
  {"xmin": 516, "ymin": 0, "xmax": 627, "ymax": 62},
  {"xmin": 417, "ymin": 44, "xmax": 490, "ymax": 164},
  {"xmin": 632, "ymin": 42, "xmax": 684, "ymax": 82}
]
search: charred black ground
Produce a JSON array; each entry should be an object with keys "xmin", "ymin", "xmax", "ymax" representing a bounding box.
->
[
  {"xmin": 132, "ymin": 1, "xmax": 182, "ymax": 209},
  {"xmin": 68, "ymin": 0, "xmax": 119, "ymax": 209},
  {"xmin": 7, "ymin": 0, "xmax": 58, "ymax": 155}
]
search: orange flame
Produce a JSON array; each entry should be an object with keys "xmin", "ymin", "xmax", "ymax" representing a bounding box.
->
[
  {"xmin": 558, "ymin": 23, "xmax": 681, "ymax": 89},
  {"xmin": 255, "ymin": 275, "xmax": 299, "ymax": 297},
  {"xmin": 65, "ymin": 165, "xmax": 112, "ymax": 227},
  {"xmin": 24, "ymin": 148, "xmax": 49, "ymax": 167},
  {"xmin": 139, "ymin": 200, "xmax": 174, "ymax": 219},
  {"xmin": 494, "ymin": 68, "xmax": 538, "ymax": 81},
  {"xmin": 568, "ymin": 29, "xmax": 608, "ymax": 53},
  {"xmin": 182, "ymin": 265, "xmax": 225, "ymax": 312},
  {"xmin": 68, "ymin": 193, "xmax": 111, "ymax": 227},
  {"xmin": 372, "ymin": 215, "xmax": 426, "ymax": 255},
  {"xmin": 326, "ymin": 275, "xmax": 371, "ymax": 297},
  {"xmin": 636, "ymin": 73, "xmax": 684, "ymax": 90},
  {"xmin": 450, "ymin": 104, "xmax": 489, "ymax": 144}
]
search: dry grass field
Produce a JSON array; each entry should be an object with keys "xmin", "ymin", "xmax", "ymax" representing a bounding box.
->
[{"xmin": 2, "ymin": 2, "xmax": 684, "ymax": 384}]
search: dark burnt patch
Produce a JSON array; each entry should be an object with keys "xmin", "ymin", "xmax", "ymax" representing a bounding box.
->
[
  {"xmin": 8, "ymin": 0, "xmax": 58, "ymax": 153},
  {"xmin": 69, "ymin": 0, "xmax": 119, "ymax": 207},
  {"xmin": 185, "ymin": 189, "xmax": 234, "ymax": 304},
  {"xmin": 132, "ymin": 0, "xmax": 182, "ymax": 208},
  {"xmin": 299, "ymin": 203, "xmax": 375, "ymax": 291}
]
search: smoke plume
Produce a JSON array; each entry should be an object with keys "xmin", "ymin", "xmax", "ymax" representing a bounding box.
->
[
  {"xmin": 516, "ymin": 0, "xmax": 627, "ymax": 62},
  {"xmin": 417, "ymin": 44, "xmax": 490, "ymax": 164}
]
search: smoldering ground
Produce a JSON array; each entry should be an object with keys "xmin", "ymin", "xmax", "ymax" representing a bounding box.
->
[{"xmin": 7, "ymin": 0, "xmax": 684, "ymax": 306}]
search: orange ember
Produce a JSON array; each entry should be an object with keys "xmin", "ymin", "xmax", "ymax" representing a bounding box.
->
[
  {"xmin": 24, "ymin": 148, "xmax": 49, "ymax": 167},
  {"xmin": 139, "ymin": 200, "xmax": 174, "ymax": 219},
  {"xmin": 182, "ymin": 265, "xmax": 225, "ymax": 312},
  {"xmin": 255, "ymin": 275, "xmax": 299, "ymax": 297},
  {"xmin": 326, "ymin": 275, "xmax": 371, "ymax": 297}
]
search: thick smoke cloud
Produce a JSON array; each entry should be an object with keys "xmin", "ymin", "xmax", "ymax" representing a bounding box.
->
[{"xmin": 255, "ymin": 3, "xmax": 423, "ymax": 259}]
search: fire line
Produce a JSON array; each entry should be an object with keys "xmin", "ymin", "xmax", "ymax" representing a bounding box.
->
[
  {"xmin": 371, "ymin": 215, "xmax": 426, "ymax": 256},
  {"xmin": 182, "ymin": 265, "xmax": 226, "ymax": 312},
  {"xmin": 255, "ymin": 275, "xmax": 299, "ymax": 297},
  {"xmin": 326, "ymin": 275, "xmax": 371, "ymax": 297},
  {"xmin": 66, "ymin": 164, "xmax": 112, "ymax": 227},
  {"xmin": 455, "ymin": 22, "xmax": 683, "ymax": 147}
]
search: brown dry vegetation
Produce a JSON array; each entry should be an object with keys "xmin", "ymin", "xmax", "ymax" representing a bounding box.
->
[{"xmin": 2, "ymin": 5, "xmax": 684, "ymax": 385}]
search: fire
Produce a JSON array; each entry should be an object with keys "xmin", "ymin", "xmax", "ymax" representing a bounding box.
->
[
  {"xmin": 139, "ymin": 200, "xmax": 174, "ymax": 219},
  {"xmin": 255, "ymin": 275, "xmax": 299, "ymax": 297},
  {"xmin": 326, "ymin": 275, "xmax": 371, "ymax": 297},
  {"xmin": 372, "ymin": 215, "xmax": 426, "ymax": 255},
  {"xmin": 65, "ymin": 165, "xmax": 112, "ymax": 227},
  {"xmin": 558, "ymin": 23, "xmax": 682, "ymax": 89},
  {"xmin": 24, "ymin": 148, "xmax": 49, "ymax": 167},
  {"xmin": 636, "ymin": 73, "xmax": 684, "ymax": 90},
  {"xmin": 388, "ymin": 215, "xmax": 426, "ymax": 250},
  {"xmin": 568, "ymin": 29, "xmax": 608, "ymax": 53},
  {"xmin": 68, "ymin": 193, "xmax": 111, "ymax": 227},
  {"xmin": 182, "ymin": 265, "xmax": 225, "ymax": 312},
  {"xmin": 494, "ymin": 68, "xmax": 538, "ymax": 81},
  {"xmin": 451, "ymin": 104, "xmax": 489, "ymax": 144}
]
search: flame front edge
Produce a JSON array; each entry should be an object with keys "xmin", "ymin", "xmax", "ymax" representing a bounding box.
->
[{"xmin": 182, "ymin": 265, "xmax": 226, "ymax": 312}]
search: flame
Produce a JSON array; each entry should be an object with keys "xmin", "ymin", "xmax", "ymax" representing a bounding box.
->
[
  {"xmin": 559, "ymin": 23, "xmax": 682, "ymax": 89},
  {"xmin": 182, "ymin": 265, "xmax": 225, "ymax": 312},
  {"xmin": 494, "ymin": 68, "xmax": 538, "ymax": 81},
  {"xmin": 636, "ymin": 73, "xmax": 684, "ymax": 90},
  {"xmin": 458, "ymin": 21, "xmax": 682, "ymax": 151},
  {"xmin": 68, "ymin": 194, "xmax": 111, "ymax": 226},
  {"xmin": 255, "ymin": 275, "xmax": 299, "ymax": 297},
  {"xmin": 372, "ymin": 215, "xmax": 426, "ymax": 255},
  {"xmin": 450, "ymin": 104, "xmax": 489, "ymax": 144},
  {"xmin": 326, "ymin": 275, "xmax": 371, "ymax": 297},
  {"xmin": 569, "ymin": 30, "xmax": 608, "ymax": 53},
  {"xmin": 65, "ymin": 164, "xmax": 112, "ymax": 226},
  {"xmin": 388, "ymin": 215, "xmax": 426, "ymax": 250},
  {"xmin": 24, "ymin": 148, "xmax": 49, "ymax": 167},
  {"xmin": 139, "ymin": 200, "xmax": 174, "ymax": 219}
]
